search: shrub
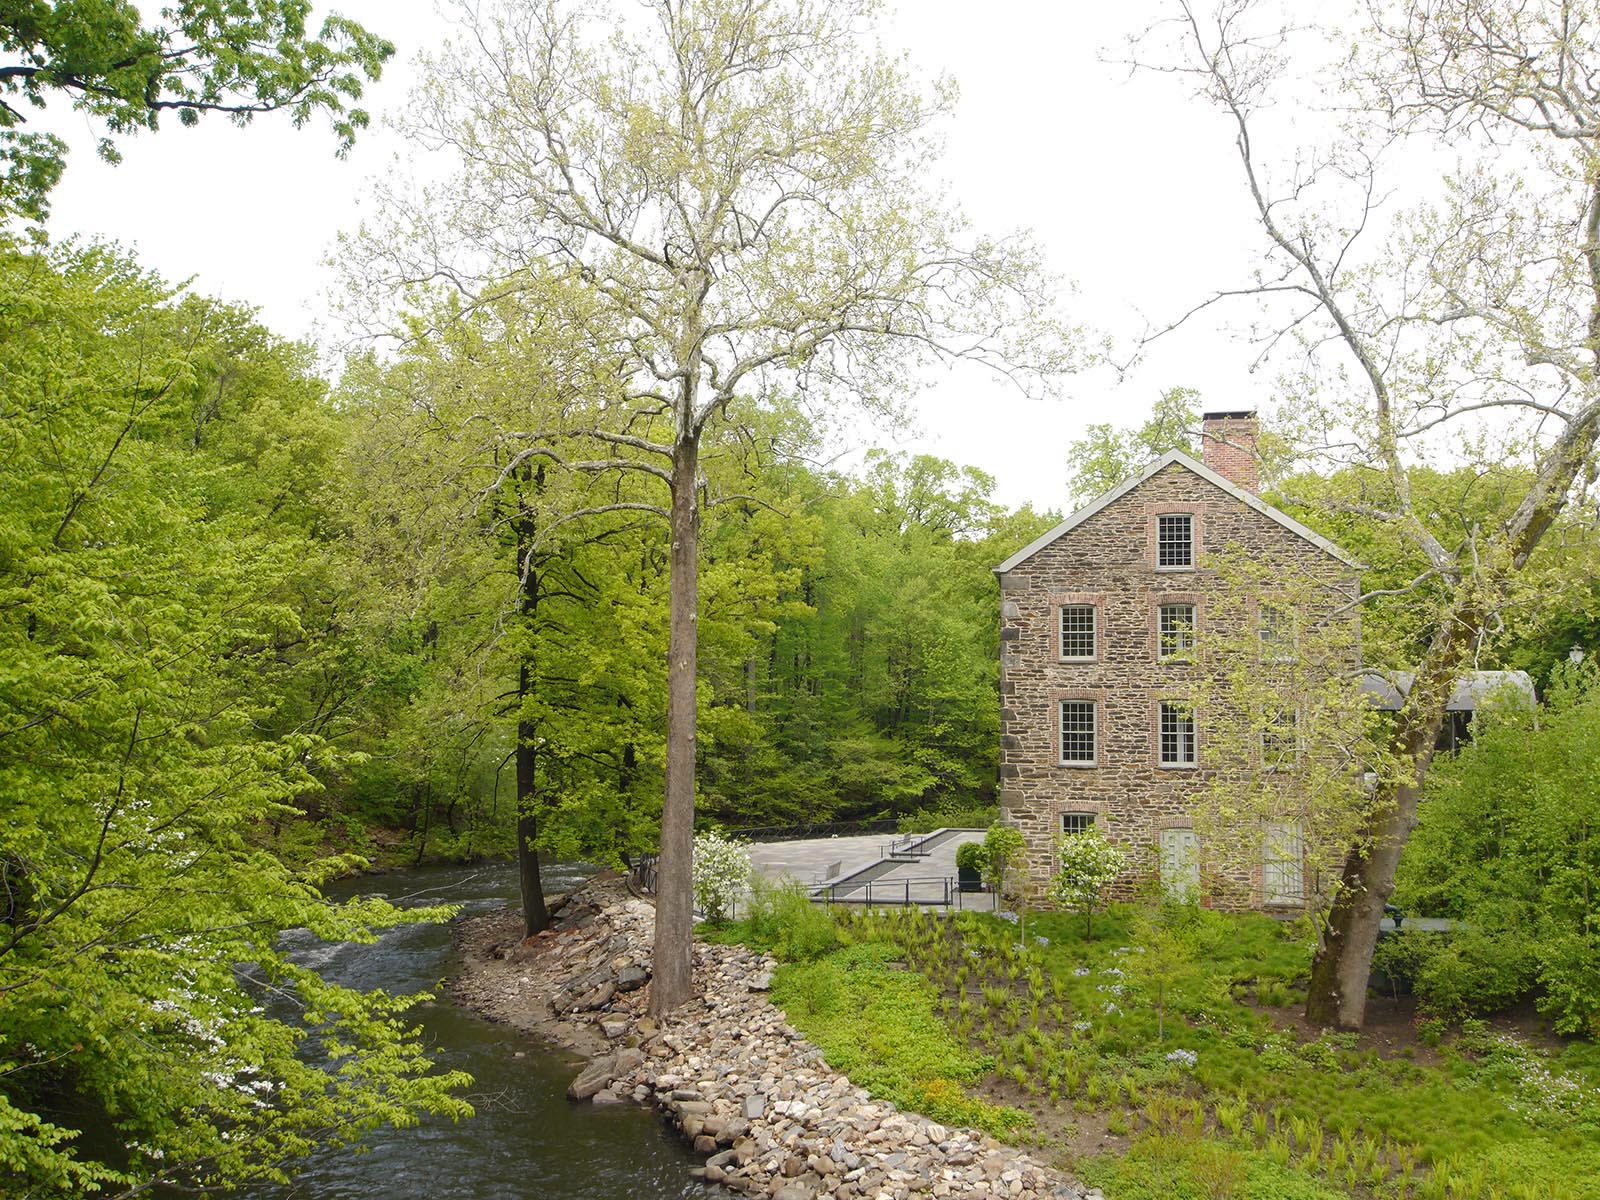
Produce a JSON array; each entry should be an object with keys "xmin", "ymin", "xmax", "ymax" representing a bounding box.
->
[
  {"xmin": 1397, "ymin": 659, "xmax": 1600, "ymax": 1034},
  {"xmin": 692, "ymin": 829, "xmax": 752, "ymax": 923},
  {"xmin": 956, "ymin": 842, "xmax": 987, "ymax": 873},
  {"xmin": 899, "ymin": 802, "xmax": 999, "ymax": 834},
  {"xmin": 744, "ymin": 876, "xmax": 838, "ymax": 961}
]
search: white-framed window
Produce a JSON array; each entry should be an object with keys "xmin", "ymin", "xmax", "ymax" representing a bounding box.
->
[
  {"xmin": 1262, "ymin": 709, "xmax": 1299, "ymax": 772},
  {"xmin": 1061, "ymin": 811, "xmax": 1096, "ymax": 836},
  {"xmin": 1059, "ymin": 604, "xmax": 1097, "ymax": 661},
  {"xmin": 1157, "ymin": 513, "xmax": 1195, "ymax": 569},
  {"xmin": 1259, "ymin": 602, "xmax": 1295, "ymax": 662},
  {"xmin": 1158, "ymin": 701, "xmax": 1197, "ymax": 767},
  {"xmin": 1158, "ymin": 603, "xmax": 1197, "ymax": 661},
  {"xmin": 1263, "ymin": 820, "xmax": 1306, "ymax": 905},
  {"xmin": 1059, "ymin": 700, "xmax": 1097, "ymax": 765}
]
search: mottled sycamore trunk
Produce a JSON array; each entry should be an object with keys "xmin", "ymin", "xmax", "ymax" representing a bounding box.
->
[
  {"xmin": 1305, "ymin": 618, "xmax": 1467, "ymax": 1028},
  {"xmin": 651, "ymin": 435, "xmax": 699, "ymax": 1015}
]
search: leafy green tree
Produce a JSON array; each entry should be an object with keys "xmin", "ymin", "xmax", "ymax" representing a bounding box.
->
[
  {"xmin": 356, "ymin": 0, "xmax": 1068, "ymax": 1014},
  {"xmin": 1126, "ymin": 901, "xmax": 1221, "ymax": 1042},
  {"xmin": 0, "ymin": 240, "xmax": 469, "ymax": 1195},
  {"xmin": 982, "ymin": 823, "xmax": 1027, "ymax": 904},
  {"xmin": 0, "ymin": 1, "xmax": 393, "ymax": 220},
  {"xmin": 1396, "ymin": 659, "xmax": 1600, "ymax": 1035},
  {"xmin": 1185, "ymin": 555, "xmax": 1390, "ymax": 917},
  {"xmin": 1064, "ymin": 387, "xmax": 1200, "ymax": 504}
]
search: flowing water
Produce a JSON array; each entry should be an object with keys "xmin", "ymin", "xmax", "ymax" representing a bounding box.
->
[{"xmin": 250, "ymin": 860, "xmax": 717, "ymax": 1200}]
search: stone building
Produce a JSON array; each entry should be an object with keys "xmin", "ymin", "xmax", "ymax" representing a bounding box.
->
[{"xmin": 992, "ymin": 412, "xmax": 1362, "ymax": 909}]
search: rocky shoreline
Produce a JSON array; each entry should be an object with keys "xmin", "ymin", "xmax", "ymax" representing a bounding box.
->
[{"xmin": 451, "ymin": 876, "xmax": 1094, "ymax": 1200}]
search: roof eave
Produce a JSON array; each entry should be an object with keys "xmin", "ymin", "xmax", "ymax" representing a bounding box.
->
[{"xmin": 994, "ymin": 450, "xmax": 1362, "ymax": 575}]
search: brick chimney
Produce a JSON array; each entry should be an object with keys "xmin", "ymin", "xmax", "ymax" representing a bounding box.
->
[{"xmin": 1201, "ymin": 410, "xmax": 1259, "ymax": 494}]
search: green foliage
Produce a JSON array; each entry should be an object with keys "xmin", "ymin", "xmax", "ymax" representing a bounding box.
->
[
  {"xmin": 899, "ymin": 801, "xmax": 999, "ymax": 834},
  {"xmin": 0, "ymin": 1, "xmax": 394, "ymax": 221},
  {"xmin": 1064, "ymin": 387, "xmax": 1200, "ymax": 504},
  {"xmin": 0, "ymin": 240, "xmax": 470, "ymax": 1196},
  {"xmin": 1051, "ymin": 829, "xmax": 1127, "ymax": 937},
  {"xmin": 1397, "ymin": 659, "xmax": 1600, "ymax": 1034},
  {"xmin": 956, "ymin": 842, "xmax": 988, "ymax": 873},
  {"xmin": 1079, "ymin": 1129, "xmax": 1347, "ymax": 1200},
  {"xmin": 741, "ymin": 878, "xmax": 840, "ymax": 962},
  {"xmin": 771, "ymin": 947, "xmax": 1028, "ymax": 1138},
  {"xmin": 982, "ymin": 823, "xmax": 1027, "ymax": 899}
]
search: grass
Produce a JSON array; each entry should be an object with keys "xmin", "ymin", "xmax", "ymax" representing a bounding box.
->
[{"xmin": 711, "ymin": 896, "xmax": 1600, "ymax": 1200}]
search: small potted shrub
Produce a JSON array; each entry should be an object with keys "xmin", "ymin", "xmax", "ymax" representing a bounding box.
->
[{"xmin": 956, "ymin": 842, "xmax": 986, "ymax": 892}]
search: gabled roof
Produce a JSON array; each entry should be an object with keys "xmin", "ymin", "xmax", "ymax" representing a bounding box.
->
[{"xmin": 993, "ymin": 450, "xmax": 1360, "ymax": 575}]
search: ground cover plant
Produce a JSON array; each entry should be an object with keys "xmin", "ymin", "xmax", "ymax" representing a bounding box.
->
[{"xmin": 717, "ymin": 896, "xmax": 1600, "ymax": 1200}]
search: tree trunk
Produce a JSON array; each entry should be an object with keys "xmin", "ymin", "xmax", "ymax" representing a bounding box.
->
[
  {"xmin": 651, "ymin": 434, "xmax": 700, "ymax": 1016},
  {"xmin": 517, "ymin": 692, "xmax": 549, "ymax": 937},
  {"xmin": 1304, "ymin": 620, "xmax": 1467, "ymax": 1028},
  {"xmin": 515, "ymin": 464, "xmax": 550, "ymax": 938}
]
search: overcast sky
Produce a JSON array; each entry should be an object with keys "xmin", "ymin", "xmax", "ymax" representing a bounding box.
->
[{"xmin": 36, "ymin": 0, "xmax": 1282, "ymax": 514}]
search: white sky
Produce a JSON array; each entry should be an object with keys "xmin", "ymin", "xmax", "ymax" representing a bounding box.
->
[{"xmin": 36, "ymin": 0, "xmax": 1283, "ymax": 514}]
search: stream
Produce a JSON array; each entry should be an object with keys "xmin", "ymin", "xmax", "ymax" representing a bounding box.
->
[{"xmin": 248, "ymin": 860, "xmax": 718, "ymax": 1200}]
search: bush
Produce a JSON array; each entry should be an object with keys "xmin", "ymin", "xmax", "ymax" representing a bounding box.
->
[
  {"xmin": 744, "ymin": 876, "xmax": 839, "ymax": 961},
  {"xmin": 692, "ymin": 830, "xmax": 752, "ymax": 922},
  {"xmin": 1397, "ymin": 659, "xmax": 1600, "ymax": 1034},
  {"xmin": 955, "ymin": 842, "xmax": 987, "ymax": 873},
  {"xmin": 898, "ymin": 802, "xmax": 999, "ymax": 834}
]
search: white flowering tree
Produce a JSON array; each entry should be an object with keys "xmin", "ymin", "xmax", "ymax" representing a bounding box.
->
[
  {"xmin": 1052, "ymin": 830, "xmax": 1127, "ymax": 938},
  {"xmin": 692, "ymin": 831, "xmax": 753, "ymax": 924}
]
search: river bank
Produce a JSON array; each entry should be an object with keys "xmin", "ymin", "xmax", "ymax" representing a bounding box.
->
[{"xmin": 451, "ymin": 877, "xmax": 1094, "ymax": 1200}]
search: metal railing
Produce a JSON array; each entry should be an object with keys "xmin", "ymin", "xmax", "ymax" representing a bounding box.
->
[
  {"xmin": 812, "ymin": 874, "xmax": 969, "ymax": 908},
  {"xmin": 881, "ymin": 831, "xmax": 936, "ymax": 861}
]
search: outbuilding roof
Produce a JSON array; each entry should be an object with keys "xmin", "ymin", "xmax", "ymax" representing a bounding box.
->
[
  {"xmin": 993, "ymin": 450, "xmax": 1360, "ymax": 575},
  {"xmin": 1357, "ymin": 669, "xmax": 1536, "ymax": 712}
]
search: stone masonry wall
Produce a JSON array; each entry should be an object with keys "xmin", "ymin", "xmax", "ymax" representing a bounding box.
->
[{"xmin": 997, "ymin": 463, "xmax": 1359, "ymax": 910}]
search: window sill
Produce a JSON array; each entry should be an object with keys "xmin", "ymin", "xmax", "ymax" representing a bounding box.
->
[
  {"xmin": 1057, "ymin": 656, "xmax": 1098, "ymax": 664},
  {"xmin": 1057, "ymin": 760, "xmax": 1098, "ymax": 769},
  {"xmin": 1157, "ymin": 762, "xmax": 1199, "ymax": 771}
]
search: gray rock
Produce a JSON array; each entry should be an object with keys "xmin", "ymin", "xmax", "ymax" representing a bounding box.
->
[
  {"xmin": 616, "ymin": 965, "xmax": 650, "ymax": 992},
  {"xmin": 743, "ymin": 1094, "xmax": 765, "ymax": 1120},
  {"xmin": 566, "ymin": 1054, "xmax": 617, "ymax": 1101},
  {"xmin": 746, "ymin": 970, "xmax": 774, "ymax": 992}
]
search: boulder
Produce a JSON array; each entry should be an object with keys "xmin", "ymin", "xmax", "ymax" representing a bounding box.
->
[{"xmin": 566, "ymin": 1053, "xmax": 617, "ymax": 1101}]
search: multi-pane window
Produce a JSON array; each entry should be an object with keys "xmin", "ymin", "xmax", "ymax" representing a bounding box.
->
[
  {"xmin": 1061, "ymin": 812, "xmax": 1096, "ymax": 836},
  {"xmin": 1158, "ymin": 701, "xmax": 1197, "ymax": 767},
  {"xmin": 1059, "ymin": 605, "xmax": 1097, "ymax": 660},
  {"xmin": 1262, "ymin": 710, "xmax": 1299, "ymax": 771},
  {"xmin": 1060, "ymin": 701, "xmax": 1097, "ymax": 764},
  {"xmin": 1263, "ymin": 820, "xmax": 1306, "ymax": 905},
  {"xmin": 1157, "ymin": 514, "xmax": 1194, "ymax": 568},
  {"xmin": 1259, "ymin": 602, "xmax": 1294, "ymax": 661},
  {"xmin": 1158, "ymin": 603, "xmax": 1197, "ymax": 660}
]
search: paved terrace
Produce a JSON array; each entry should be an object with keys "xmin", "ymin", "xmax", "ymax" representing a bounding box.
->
[{"xmin": 746, "ymin": 828, "xmax": 998, "ymax": 912}]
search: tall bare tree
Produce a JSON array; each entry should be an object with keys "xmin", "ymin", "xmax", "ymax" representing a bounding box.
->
[
  {"xmin": 350, "ymin": 0, "xmax": 1067, "ymax": 1013},
  {"xmin": 1137, "ymin": 0, "xmax": 1600, "ymax": 1027}
]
